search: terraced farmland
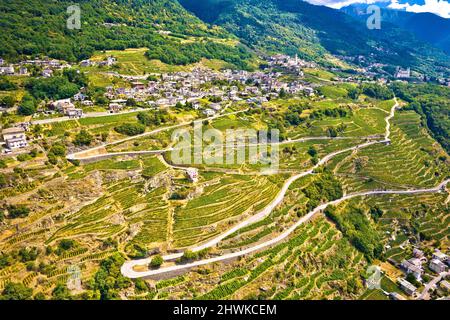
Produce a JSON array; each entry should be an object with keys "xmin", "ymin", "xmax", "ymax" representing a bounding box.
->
[
  {"xmin": 335, "ymin": 111, "xmax": 449, "ymax": 192},
  {"xmin": 141, "ymin": 218, "xmax": 366, "ymax": 300},
  {"xmin": 172, "ymin": 174, "xmax": 284, "ymax": 247},
  {"xmin": 48, "ymin": 178, "xmax": 170, "ymax": 248}
]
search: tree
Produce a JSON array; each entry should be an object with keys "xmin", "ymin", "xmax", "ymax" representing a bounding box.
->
[
  {"xmin": 126, "ymin": 98, "xmax": 137, "ymax": 107},
  {"xmin": 361, "ymin": 83, "xmax": 394, "ymax": 100},
  {"xmin": 181, "ymin": 250, "xmax": 198, "ymax": 262},
  {"xmin": 34, "ymin": 292, "xmax": 46, "ymax": 300},
  {"xmin": 279, "ymin": 88, "xmax": 288, "ymax": 98},
  {"xmin": 114, "ymin": 123, "xmax": 145, "ymax": 136},
  {"xmin": 50, "ymin": 143, "xmax": 66, "ymax": 156},
  {"xmin": 74, "ymin": 130, "xmax": 93, "ymax": 146},
  {"xmin": 0, "ymin": 173, "xmax": 7, "ymax": 188},
  {"xmin": 327, "ymin": 127, "xmax": 338, "ymax": 137},
  {"xmin": 369, "ymin": 206, "xmax": 383, "ymax": 222},
  {"xmin": 52, "ymin": 284, "xmax": 72, "ymax": 300},
  {"xmin": 47, "ymin": 152, "xmax": 57, "ymax": 165},
  {"xmin": 0, "ymin": 282, "xmax": 33, "ymax": 300},
  {"xmin": 1, "ymin": 95, "xmax": 16, "ymax": 108},
  {"xmin": 137, "ymin": 112, "xmax": 152, "ymax": 126},
  {"xmin": 92, "ymin": 253, "xmax": 131, "ymax": 300},
  {"xmin": 7, "ymin": 205, "xmax": 30, "ymax": 219},
  {"xmin": 134, "ymin": 279, "xmax": 149, "ymax": 293},
  {"xmin": 58, "ymin": 239, "xmax": 76, "ymax": 251},
  {"xmin": 25, "ymin": 76, "xmax": 79, "ymax": 100},
  {"xmin": 18, "ymin": 95, "xmax": 37, "ymax": 115},
  {"xmin": 0, "ymin": 78, "xmax": 17, "ymax": 91},
  {"xmin": 307, "ymin": 146, "xmax": 318, "ymax": 157},
  {"xmin": 150, "ymin": 255, "xmax": 164, "ymax": 268},
  {"xmin": 347, "ymin": 87, "xmax": 360, "ymax": 100}
]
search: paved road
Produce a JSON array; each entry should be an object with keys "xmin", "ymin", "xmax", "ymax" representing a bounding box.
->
[
  {"xmin": 120, "ymin": 98, "xmax": 449, "ymax": 278},
  {"xmin": 66, "ymin": 110, "xmax": 247, "ymax": 161},
  {"xmin": 121, "ymin": 179, "xmax": 449, "ymax": 278},
  {"xmin": 419, "ymin": 271, "xmax": 449, "ymax": 300},
  {"xmin": 70, "ymin": 135, "xmax": 359, "ymax": 162},
  {"xmin": 32, "ymin": 108, "xmax": 144, "ymax": 125}
]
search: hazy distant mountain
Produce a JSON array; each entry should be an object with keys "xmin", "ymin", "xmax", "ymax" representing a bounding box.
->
[
  {"xmin": 341, "ymin": 2, "xmax": 450, "ymax": 54},
  {"xmin": 180, "ymin": 0, "xmax": 450, "ymax": 75}
]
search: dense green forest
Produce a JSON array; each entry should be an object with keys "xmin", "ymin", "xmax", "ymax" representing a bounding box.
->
[
  {"xmin": 0, "ymin": 0, "xmax": 251, "ymax": 68},
  {"xmin": 391, "ymin": 83, "xmax": 450, "ymax": 153},
  {"xmin": 180, "ymin": 0, "xmax": 450, "ymax": 75},
  {"xmin": 1, "ymin": 0, "xmax": 449, "ymax": 75}
]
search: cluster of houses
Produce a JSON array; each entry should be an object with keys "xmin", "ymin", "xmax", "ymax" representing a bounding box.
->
[
  {"xmin": 100, "ymin": 59, "xmax": 315, "ymax": 117},
  {"xmin": 0, "ymin": 57, "xmax": 72, "ymax": 77},
  {"xmin": 395, "ymin": 67, "xmax": 411, "ymax": 79},
  {"xmin": 13, "ymin": 54, "xmax": 318, "ymax": 120},
  {"xmin": 0, "ymin": 59, "xmax": 28, "ymax": 76},
  {"xmin": 268, "ymin": 54, "xmax": 314, "ymax": 74},
  {"xmin": 397, "ymin": 248, "xmax": 449, "ymax": 296},
  {"xmin": 3, "ymin": 53, "xmax": 318, "ymax": 120},
  {"xmin": 48, "ymin": 98, "xmax": 84, "ymax": 118},
  {"xmin": 80, "ymin": 56, "xmax": 117, "ymax": 68}
]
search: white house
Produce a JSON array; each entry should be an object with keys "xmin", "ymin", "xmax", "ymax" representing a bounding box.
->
[
  {"xmin": 52, "ymin": 99, "xmax": 74, "ymax": 112},
  {"xmin": 395, "ymin": 67, "xmax": 411, "ymax": 79},
  {"xmin": 42, "ymin": 69, "xmax": 53, "ymax": 78},
  {"xmin": 109, "ymin": 103, "xmax": 123, "ymax": 113},
  {"xmin": 398, "ymin": 278, "xmax": 417, "ymax": 296},
  {"xmin": 66, "ymin": 108, "xmax": 83, "ymax": 118},
  {"xmin": 429, "ymin": 259, "xmax": 447, "ymax": 274},
  {"xmin": 203, "ymin": 108, "xmax": 216, "ymax": 117},
  {"xmin": 2, "ymin": 127, "xmax": 28, "ymax": 150},
  {"xmin": 82, "ymin": 100, "xmax": 94, "ymax": 106},
  {"xmin": 186, "ymin": 168, "xmax": 199, "ymax": 183},
  {"xmin": 0, "ymin": 65, "xmax": 14, "ymax": 75},
  {"xmin": 73, "ymin": 92, "xmax": 87, "ymax": 101},
  {"xmin": 432, "ymin": 250, "xmax": 448, "ymax": 262},
  {"xmin": 400, "ymin": 259, "xmax": 423, "ymax": 281}
]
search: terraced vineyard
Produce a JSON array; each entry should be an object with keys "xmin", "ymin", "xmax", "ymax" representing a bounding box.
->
[
  {"xmin": 335, "ymin": 111, "xmax": 449, "ymax": 192},
  {"xmin": 132, "ymin": 218, "xmax": 367, "ymax": 300},
  {"xmin": 1, "ymin": 83, "xmax": 448, "ymax": 301},
  {"xmin": 48, "ymin": 176, "xmax": 170, "ymax": 248},
  {"xmin": 172, "ymin": 174, "xmax": 284, "ymax": 247}
]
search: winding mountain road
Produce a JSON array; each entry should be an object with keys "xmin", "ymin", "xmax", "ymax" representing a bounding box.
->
[
  {"xmin": 120, "ymin": 97, "xmax": 449, "ymax": 278},
  {"xmin": 67, "ymin": 110, "xmax": 247, "ymax": 161},
  {"xmin": 121, "ymin": 178, "xmax": 449, "ymax": 278}
]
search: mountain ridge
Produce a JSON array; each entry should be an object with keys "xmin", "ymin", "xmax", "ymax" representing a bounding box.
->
[
  {"xmin": 0, "ymin": 0, "xmax": 449, "ymax": 76},
  {"xmin": 341, "ymin": 2, "xmax": 450, "ymax": 54},
  {"xmin": 180, "ymin": 0, "xmax": 450, "ymax": 75}
]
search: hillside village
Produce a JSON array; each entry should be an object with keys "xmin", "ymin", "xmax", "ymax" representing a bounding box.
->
[
  {"xmin": 0, "ymin": 48, "xmax": 449, "ymax": 301},
  {"xmin": 2, "ymin": 50, "xmax": 450, "ymax": 156},
  {"xmin": 1, "ymin": 53, "xmax": 318, "ymax": 154}
]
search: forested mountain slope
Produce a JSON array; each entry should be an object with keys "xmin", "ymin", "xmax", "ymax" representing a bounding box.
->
[
  {"xmin": 1, "ymin": 0, "xmax": 449, "ymax": 75},
  {"xmin": 342, "ymin": 3, "xmax": 450, "ymax": 55},
  {"xmin": 0, "ymin": 0, "xmax": 252, "ymax": 69},
  {"xmin": 180, "ymin": 0, "xmax": 450, "ymax": 75}
]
